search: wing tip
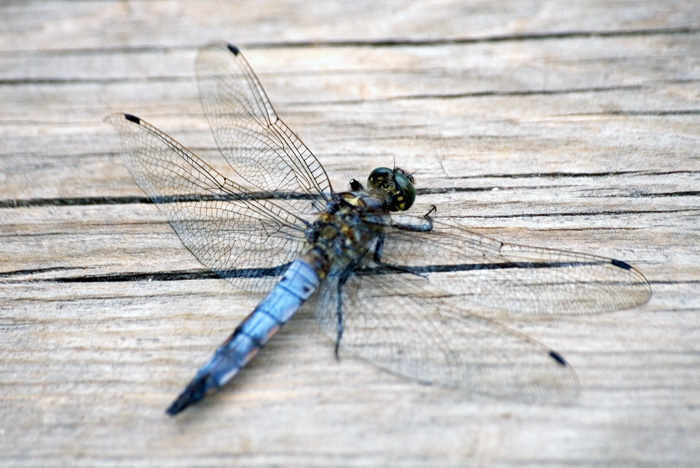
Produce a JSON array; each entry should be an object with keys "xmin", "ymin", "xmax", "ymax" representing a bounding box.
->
[
  {"xmin": 610, "ymin": 258, "xmax": 633, "ymax": 270},
  {"xmin": 548, "ymin": 349, "xmax": 568, "ymax": 367},
  {"xmin": 104, "ymin": 112, "xmax": 141, "ymax": 126},
  {"xmin": 123, "ymin": 113, "xmax": 141, "ymax": 124},
  {"xmin": 227, "ymin": 43, "xmax": 240, "ymax": 55}
]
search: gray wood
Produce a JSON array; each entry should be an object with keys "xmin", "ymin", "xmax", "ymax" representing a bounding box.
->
[{"xmin": 1, "ymin": 1, "xmax": 698, "ymax": 467}]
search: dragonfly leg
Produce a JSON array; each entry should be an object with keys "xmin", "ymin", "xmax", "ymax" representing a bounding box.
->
[
  {"xmin": 334, "ymin": 278, "xmax": 344, "ymax": 360},
  {"xmin": 334, "ymin": 252, "xmax": 370, "ymax": 359},
  {"xmin": 391, "ymin": 205, "xmax": 436, "ymax": 232},
  {"xmin": 372, "ymin": 235, "xmax": 428, "ymax": 279},
  {"xmin": 349, "ymin": 178, "xmax": 364, "ymax": 191}
]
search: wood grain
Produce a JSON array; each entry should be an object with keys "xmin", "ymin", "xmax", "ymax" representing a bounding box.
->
[{"xmin": 1, "ymin": 1, "xmax": 699, "ymax": 467}]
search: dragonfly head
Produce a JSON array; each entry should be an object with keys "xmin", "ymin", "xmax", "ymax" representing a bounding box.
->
[{"xmin": 367, "ymin": 167, "xmax": 416, "ymax": 211}]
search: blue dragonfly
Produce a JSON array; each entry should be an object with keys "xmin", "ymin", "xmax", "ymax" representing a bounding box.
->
[{"xmin": 106, "ymin": 42, "xmax": 651, "ymax": 415}]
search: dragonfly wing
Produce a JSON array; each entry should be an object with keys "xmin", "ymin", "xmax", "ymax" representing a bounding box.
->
[
  {"xmin": 311, "ymin": 253, "xmax": 580, "ymax": 402},
  {"xmin": 106, "ymin": 113, "xmax": 308, "ymax": 293},
  {"xmin": 376, "ymin": 217, "xmax": 651, "ymax": 316},
  {"xmin": 196, "ymin": 41, "xmax": 333, "ymax": 213}
]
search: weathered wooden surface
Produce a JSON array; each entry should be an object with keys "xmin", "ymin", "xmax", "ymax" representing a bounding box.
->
[{"xmin": 1, "ymin": 1, "xmax": 699, "ymax": 467}]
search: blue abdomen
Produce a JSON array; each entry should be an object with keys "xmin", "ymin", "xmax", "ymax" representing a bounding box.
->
[
  {"xmin": 197, "ymin": 260, "xmax": 320, "ymax": 387},
  {"xmin": 166, "ymin": 259, "xmax": 321, "ymax": 414}
]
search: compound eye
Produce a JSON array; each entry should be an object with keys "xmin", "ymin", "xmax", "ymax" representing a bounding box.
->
[
  {"xmin": 367, "ymin": 167, "xmax": 393, "ymax": 188},
  {"xmin": 390, "ymin": 172, "xmax": 416, "ymax": 211}
]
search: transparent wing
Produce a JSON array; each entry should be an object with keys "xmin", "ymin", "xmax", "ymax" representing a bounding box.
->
[
  {"xmin": 378, "ymin": 217, "xmax": 651, "ymax": 316},
  {"xmin": 312, "ymin": 254, "xmax": 580, "ymax": 402},
  {"xmin": 196, "ymin": 41, "xmax": 333, "ymax": 214},
  {"xmin": 106, "ymin": 113, "xmax": 308, "ymax": 293},
  {"xmin": 311, "ymin": 218, "xmax": 650, "ymax": 400}
]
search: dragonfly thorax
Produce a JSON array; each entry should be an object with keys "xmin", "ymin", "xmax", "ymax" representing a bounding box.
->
[{"xmin": 302, "ymin": 190, "xmax": 388, "ymax": 278}]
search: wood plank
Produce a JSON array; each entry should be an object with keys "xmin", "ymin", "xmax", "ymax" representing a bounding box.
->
[
  {"xmin": 1, "ymin": 1, "xmax": 699, "ymax": 467},
  {"xmin": 2, "ymin": 0, "xmax": 696, "ymax": 51}
]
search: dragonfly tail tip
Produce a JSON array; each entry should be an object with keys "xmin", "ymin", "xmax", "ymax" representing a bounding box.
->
[
  {"xmin": 165, "ymin": 374, "xmax": 215, "ymax": 416},
  {"xmin": 165, "ymin": 401, "xmax": 186, "ymax": 416}
]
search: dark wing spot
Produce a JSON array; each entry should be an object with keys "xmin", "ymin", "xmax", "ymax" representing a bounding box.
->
[
  {"xmin": 124, "ymin": 113, "xmax": 141, "ymax": 124},
  {"xmin": 227, "ymin": 43, "xmax": 240, "ymax": 55},
  {"xmin": 611, "ymin": 259, "xmax": 632, "ymax": 270},
  {"xmin": 548, "ymin": 350, "xmax": 568, "ymax": 366}
]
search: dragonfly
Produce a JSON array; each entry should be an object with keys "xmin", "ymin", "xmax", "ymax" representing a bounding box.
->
[{"xmin": 106, "ymin": 42, "xmax": 651, "ymax": 416}]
